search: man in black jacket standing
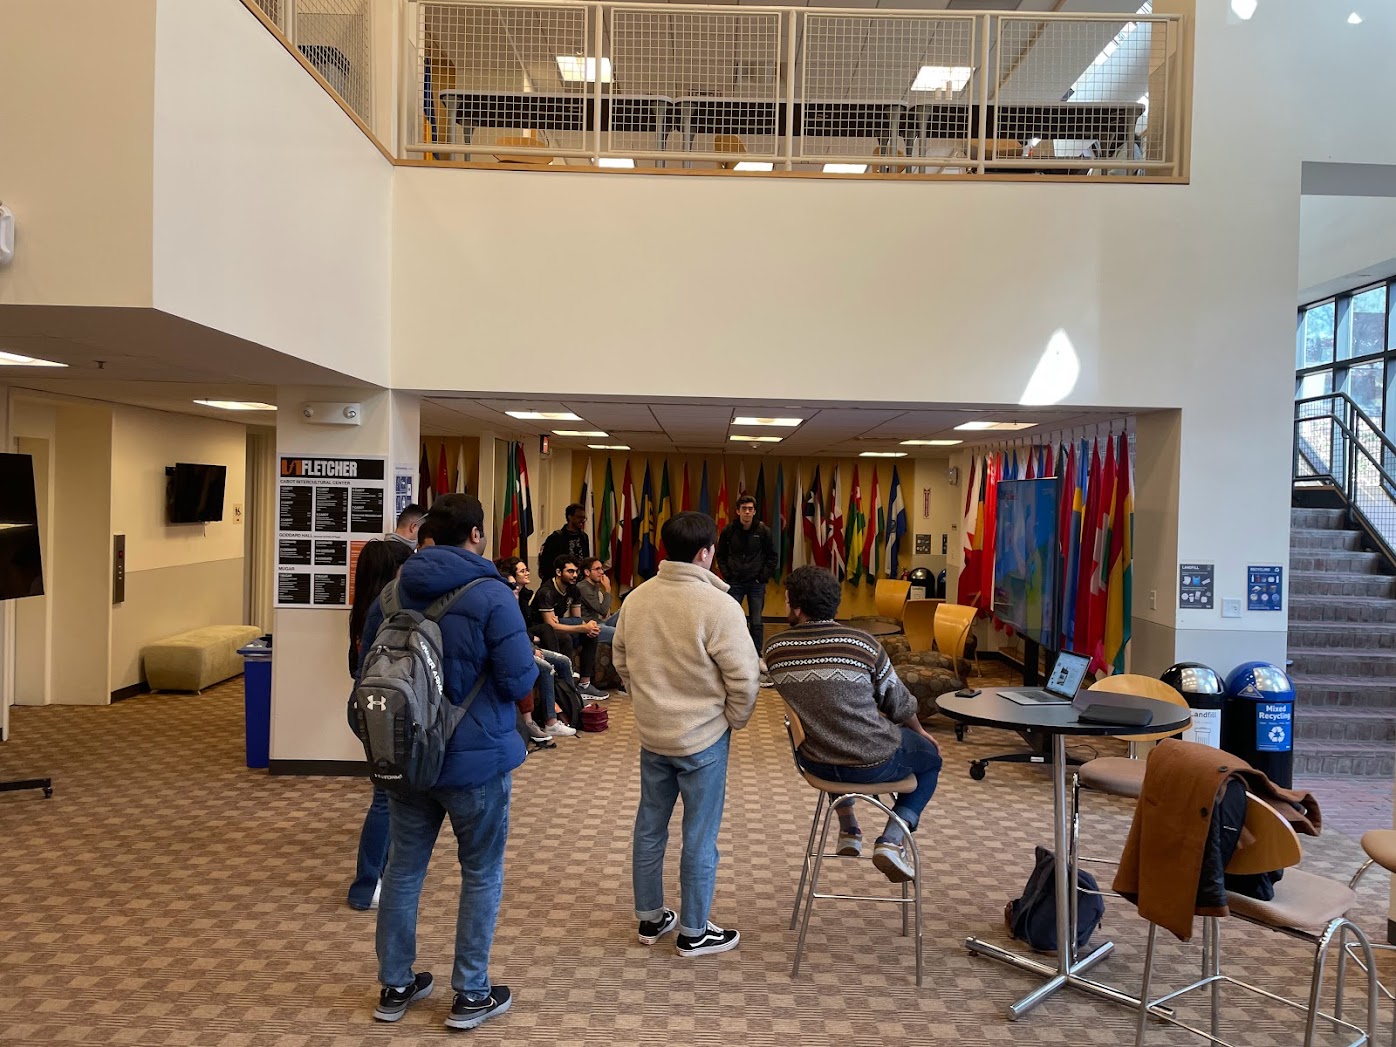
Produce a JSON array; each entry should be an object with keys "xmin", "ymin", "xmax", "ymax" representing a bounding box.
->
[
  {"xmin": 538, "ymin": 503, "xmax": 590, "ymax": 578},
  {"xmin": 716, "ymin": 495, "xmax": 778, "ymax": 650}
]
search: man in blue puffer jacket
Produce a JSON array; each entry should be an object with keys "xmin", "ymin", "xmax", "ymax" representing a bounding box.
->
[{"xmin": 359, "ymin": 493, "xmax": 538, "ymax": 1032}]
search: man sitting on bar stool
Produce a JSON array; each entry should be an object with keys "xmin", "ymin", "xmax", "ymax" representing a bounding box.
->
[{"xmin": 765, "ymin": 566, "xmax": 943, "ymax": 882}]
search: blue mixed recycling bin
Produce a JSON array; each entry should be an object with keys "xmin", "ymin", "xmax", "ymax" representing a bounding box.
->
[
  {"xmin": 238, "ymin": 637, "xmax": 273, "ymax": 769},
  {"xmin": 1222, "ymin": 661, "xmax": 1295, "ymax": 788}
]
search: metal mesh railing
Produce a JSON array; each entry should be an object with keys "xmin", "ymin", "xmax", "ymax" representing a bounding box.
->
[
  {"xmin": 1295, "ymin": 394, "xmax": 1396, "ymax": 560},
  {"xmin": 293, "ymin": 0, "xmax": 373, "ymax": 124}
]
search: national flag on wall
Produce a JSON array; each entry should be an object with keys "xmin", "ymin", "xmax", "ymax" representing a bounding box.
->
[
  {"xmin": 1025, "ymin": 448, "xmax": 1037, "ymax": 480},
  {"xmin": 846, "ymin": 465, "xmax": 866, "ymax": 585},
  {"xmin": 600, "ymin": 459, "xmax": 618, "ymax": 570},
  {"xmin": 698, "ymin": 463, "xmax": 710, "ymax": 516},
  {"xmin": 737, "ymin": 462, "xmax": 747, "ymax": 497},
  {"xmin": 1087, "ymin": 437, "xmax": 1117, "ymax": 672},
  {"xmin": 637, "ymin": 461, "xmax": 657, "ymax": 578},
  {"xmin": 656, "ymin": 461, "xmax": 672, "ymax": 561},
  {"xmin": 828, "ymin": 465, "xmax": 846, "ymax": 581},
  {"xmin": 714, "ymin": 466, "xmax": 730, "ymax": 532},
  {"xmin": 580, "ymin": 457, "xmax": 597, "ymax": 556},
  {"xmin": 884, "ymin": 465, "xmax": 907, "ymax": 579},
  {"xmin": 456, "ymin": 443, "xmax": 468, "ymax": 494},
  {"xmin": 515, "ymin": 443, "xmax": 534, "ymax": 564},
  {"xmin": 435, "ymin": 445, "xmax": 450, "ymax": 505},
  {"xmin": 755, "ymin": 465, "xmax": 767, "ymax": 529},
  {"xmin": 499, "ymin": 443, "xmax": 520, "ymax": 558},
  {"xmin": 979, "ymin": 454, "xmax": 1000, "ymax": 611},
  {"xmin": 1073, "ymin": 440, "xmax": 1104, "ymax": 659},
  {"xmin": 681, "ymin": 464, "xmax": 692, "ymax": 512},
  {"xmin": 772, "ymin": 464, "xmax": 786, "ymax": 580},
  {"xmin": 804, "ymin": 466, "xmax": 827, "ymax": 569},
  {"xmin": 419, "ymin": 444, "xmax": 433, "ymax": 507},
  {"xmin": 619, "ymin": 460, "xmax": 636, "ymax": 588},
  {"xmin": 957, "ymin": 456, "xmax": 985, "ymax": 608},
  {"xmin": 863, "ymin": 465, "xmax": 881, "ymax": 584},
  {"xmin": 792, "ymin": 466, "xmax": 807, "ymax": 570},
  {"xmin": 1105, "ymin": 432, "xmax": 1133, "ymax": 673},
  {"xmin": 1058, "ymin": 443, "xmax": 1079, "ymax": 651}
]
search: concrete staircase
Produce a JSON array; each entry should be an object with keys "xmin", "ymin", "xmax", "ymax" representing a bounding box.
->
[{"xmin": 1289, "ymin": 507, "xmax": 1396, "ymax": 777}]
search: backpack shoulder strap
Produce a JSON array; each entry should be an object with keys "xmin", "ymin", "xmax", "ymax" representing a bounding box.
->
[
  {"xmin": 422, "ymin": 575, "xmax": 506, "ymax": 714},
  {"xmin": 378, "ymin": 578, "xmax": 402, "ymax": 618}
]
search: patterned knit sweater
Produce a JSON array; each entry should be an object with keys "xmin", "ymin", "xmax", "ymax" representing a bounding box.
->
[{"xmin": 764, "ymin": 621, "xmax": 916, "ymax": 767}]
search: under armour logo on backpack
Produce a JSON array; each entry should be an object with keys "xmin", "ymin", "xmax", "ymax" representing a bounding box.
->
[{"xmin": 365, "ymin": 695, "xmax": 387, "ymax": 712}]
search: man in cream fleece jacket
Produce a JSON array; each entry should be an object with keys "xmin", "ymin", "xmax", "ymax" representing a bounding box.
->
[{"xmin": 613, "ymin": 511, "xmax": 760, "ymax": 957}]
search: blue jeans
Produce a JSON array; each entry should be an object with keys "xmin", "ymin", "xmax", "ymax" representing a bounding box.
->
[
  {"xmin": 533, "ymin": 649, "xmax": 572, "ymax": 723},
  {"xmin": 348, "ymin": 783, "xmax": 391, "ymax": 908},
  {"xmin": 560, "ymin": 614, "xmax": 616, "ymax": 646},
  {"xmin": 632, "ymin": 731, "xmax": 731, "ymax": 937},
  {"xmin": 725, "ymin": 581, "xmax": 766, "ymax": 650},
  {"xmin": 798, "ymin": 727, "xmax": 942, "ymax": 833},
  {"xmin": 377, "ymin": 775, "xmax": 511, "ymax": 996}
]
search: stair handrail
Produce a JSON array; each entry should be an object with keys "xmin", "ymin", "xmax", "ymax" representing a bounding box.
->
[{"xmin": 1294, "ymin": 392, "xmax": 1396, "ymax": 567}]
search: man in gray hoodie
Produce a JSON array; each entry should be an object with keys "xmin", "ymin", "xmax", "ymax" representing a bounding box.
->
[{"xmin": 613, "ymin": 511, "xmax": 760, "ymax": 957}]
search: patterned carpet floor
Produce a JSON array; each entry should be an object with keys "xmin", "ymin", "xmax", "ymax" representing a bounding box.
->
[{"xmin": 1, "ymin": 663, "xmax": 1393, "ymax": 1046}]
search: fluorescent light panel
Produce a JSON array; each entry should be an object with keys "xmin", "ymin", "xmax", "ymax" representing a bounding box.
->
[
  {"xmin": 555, "ymin": 56, "xmax": 611, "ymax": 83},
  {"xmin": 860, "ymin": 451, "xmax": 907, "ymax": 458},
  {"xmin": 911, "ymin": 65, "xmax": 973, "ymax": 92},
  {"xmin": 900, "ymin": 439, "xmax": 961, "ymax": 446},
  {"xmin": 588, "ymin": 443, "xmax": 630, "ymax": 450},
  {"xmin": 0, "ymin": 351, "xmax": 66, "ymax": 367},
  {"xmin": 506, "ymin": 410, "xmax": 580, "ymax": 421},
  {"xmin": 553, "ymin": 429, "xmax": 607, "ymax": 438},
  {"xmin": 823, "ymin": 163, "xmax": 868, "ymax": 174},
  {"xmin": 730, "ymin": 434, "xmax": 782, "ymax": 443},
  {"xmin": 194, "ymin": 399, "xmax": 277, "ymax": 411},
  {"xmin": 732, "ymin": 417, "xmax": 802, "ymax": 427},
  {"xmin": 954, "ymin": 421, "xmax": 1038, "ymax": 432}
]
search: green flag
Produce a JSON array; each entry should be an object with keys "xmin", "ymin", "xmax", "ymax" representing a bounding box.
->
[{"xmin": 600, "ymin": 458, "xmax": 617, "ymax": 568}]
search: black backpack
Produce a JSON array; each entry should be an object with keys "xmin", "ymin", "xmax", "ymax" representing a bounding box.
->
[
  {"xmin": 348, "ymin": 576, "xmax": 496, "ymax": 791},
  {"xmin": 543, "ymin": 664, "xmax": 584, "ymax": 730},
  {"xmin": 1005, "ymin": 846, "xmax": 1105, "ymax": 954}
]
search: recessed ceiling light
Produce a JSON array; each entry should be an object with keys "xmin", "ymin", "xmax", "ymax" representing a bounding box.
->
[
  {"xmin": 911, "ymin": 65, "xmax": 973, "ymax": 92},
  {"xmin": 732, "ymin": 417, "xmax": 802, "ymax": 427},
  {"xmin": 553, "ymin": 430, "xmax": 608, "ymax": 438},
  {"xmin": 1348, "ymin": 11, "xmax": 1363, "ymax": 23},
  {"xmin": 193, "ymin": 399, "xmax": 277, "ymax": 411},
  {"xmin": 730, "ymin": 434, "xmax": 782, "ymax": 443},
  {"xmin": 823, "ymin": 164, "xmax": 868, "ymax": 174},
  {"xmin": 506, "ymin": 410, "xmax": 580, "ymax": 421},
  {"xmin": 1230, "ymin": 0, "xmax": 1257, "ymax": 18},
  {"xmin": 733, "ymin": 162, "xmax": 774, "ymax": 172},
  {"xmin": 860, "ymin": 451, "xmax": 908, "ymax": 458},
  {"xmin": 0, "ymin": 351, "xmax": 66, "ymax": 367},
  {"xmin": 555, "ymin": 55, "xmax": 612, "ymax": 83},
  {"xmin": 954, "ymin": 421, "xmax": 1038, "ymax": 432},
  {"xmin": 588, "ymin": 443, "xmax": 630, "ymax": 450},
  {"xmin": 598, "ymin": 158, "xmax": 635, "ymax": 169},
  {"xmin": 900, "ymin": 439, "xmax": 962, "ymax": 446}
]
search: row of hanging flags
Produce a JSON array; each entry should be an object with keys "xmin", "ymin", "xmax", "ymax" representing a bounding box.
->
[
  {"xmin": 957, "ymin": 431, "xmax": 1134, "ymax": 676},
  {"xmin": 417, "ymin": 441, "xmax": 536, "ymax": 563},
  {"xmin": 577, "ymin": 457, "xmax": 908, "ymax": 590}
]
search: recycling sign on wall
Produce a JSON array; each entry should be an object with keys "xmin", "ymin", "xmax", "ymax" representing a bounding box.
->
[{"xmin": 1255, "ymin": 702, "xmax": 1293, "ymax": 753}]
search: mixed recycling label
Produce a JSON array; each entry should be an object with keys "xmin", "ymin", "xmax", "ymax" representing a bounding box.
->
[{"xmin": 1255, "ymin": 702, "xmax": 1292, "ymax": 753}]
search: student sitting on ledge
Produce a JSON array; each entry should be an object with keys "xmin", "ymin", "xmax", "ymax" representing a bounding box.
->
[{"xmin": 764, "ymin": 565, "xmax": 942, "ymax": 883}]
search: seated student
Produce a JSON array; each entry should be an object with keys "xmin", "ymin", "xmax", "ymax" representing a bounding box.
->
[
  {"xmin": 533, "ymin": 555, "xmax": 608, "ymax": 699},
  {"xmin": 495, "ymin": 556, "xmax": 577, "ymax": 739},
  {"xmin": 574, "ymin": 556, "xmax": 619, "ymax": 644},
  {"xmin": 764, "ymin": 566, "xmax": 943, "ymax": 883}
]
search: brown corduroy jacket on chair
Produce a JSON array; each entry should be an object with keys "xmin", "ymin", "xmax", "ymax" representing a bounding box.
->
[{"xmin": 1112, "ymin": 738, "xmax": 1321, "ymax": 942}]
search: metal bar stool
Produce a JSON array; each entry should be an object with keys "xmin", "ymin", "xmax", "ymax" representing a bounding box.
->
[
  {"xmin": 783, "ymin": 707, "xmax": 924, "ymax": 986},
  {"xmin": 1337, "ymin": 829, "xmax": 1396, "ymax": 1045},
  {"xmin": 1134, "ymin": 793, "xmax": 1379, "ymax": 1047}
]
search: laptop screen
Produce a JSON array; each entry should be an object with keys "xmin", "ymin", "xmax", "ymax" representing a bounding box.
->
[{"xmin": 1046, "ymin": 651, "xmax": 1090, "ymax": 698}]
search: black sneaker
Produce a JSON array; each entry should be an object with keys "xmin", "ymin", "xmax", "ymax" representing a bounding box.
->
[
  {"xmin": 373, "ymin": 971, "xmax": 433, "ymax": 1022},
  {"xmin": 675, "ymin": 922, "xmax": 740, "ymax": 957},
  {"xmin": 637, "ymin": 908, "xmax": 678, "ymax": 945},
  {"xmin": 445, "ymin": 985, "xmax": 512, "ymax": 1031}
]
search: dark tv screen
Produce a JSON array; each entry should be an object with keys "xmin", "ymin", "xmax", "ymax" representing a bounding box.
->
[
  {"xmin": 0, "ymin": 452, "xmax": 45, "ymax": 601},
  {"xmin": 168, "ymin": 463, "xmax": 227, "ymax": 523}
]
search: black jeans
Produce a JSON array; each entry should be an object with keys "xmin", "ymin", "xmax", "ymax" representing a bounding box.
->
[
  {"xmin": 537, "ymin": 621, "xmax": 597, "ymax": 678},
  {"xmin": 726, "ymin": 580, "xmax": 767, "ymax": 651}
]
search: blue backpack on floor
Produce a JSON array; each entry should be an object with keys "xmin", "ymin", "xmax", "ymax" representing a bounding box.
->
[{"xmin": 1005, "ymin": 846, "xmax": 1105, "ymax": 954}]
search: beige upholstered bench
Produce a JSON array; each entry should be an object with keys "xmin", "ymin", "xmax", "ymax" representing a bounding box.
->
[{"xmin": 143, "ymin": 625, "xmax": 263, "ymax": 693}]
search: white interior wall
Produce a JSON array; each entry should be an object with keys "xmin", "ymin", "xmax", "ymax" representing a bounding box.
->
[
  {"xmin": 1298, "ymin": 196, "xmax": 1396, "ymax": 303},
  {"xmin": 150, "ymin": 0, "xmax": 393, "ymax": 386}
]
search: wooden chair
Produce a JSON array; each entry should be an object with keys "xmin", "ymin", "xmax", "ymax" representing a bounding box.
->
[
  {"xmin": 874, "ymin": 579, "xmax": 911, "ymax": 621},
  {"xmin": 1076, "ymin": 676, "xmax": 1193, "ymax": 801},
  {"xmin": 783, "ymin": 703, "xmax": 923, "ymax": 985},
  {"xmin": 1133, "ymin": 793, "xmax": 1378, "ymax": 1047},
  {"xmin": 932, "ymin": 603, "xmax": 978, "ymax": 675},
  {"xmin": 492, "ymin": 130, "xmax": 555, "ymax": 165},
  {"xmin": 715, "ymin": 134, "xmax": 746, "ymax": 171},
  {"xmin": 902, "ymin": 599, "xmax": 940, "ymax": 653}
]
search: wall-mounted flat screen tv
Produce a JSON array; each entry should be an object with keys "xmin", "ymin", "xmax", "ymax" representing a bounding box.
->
[
  {"xmin": 992, "ymin": 478, "xmax": 1059, "ymax": 648},
  {"xmin": 0, "ymin": 452, "xmax": 45, "ymax": 601},
  {"xmin": 167, "ymin": 463, "xmax": 227, "ymax": 524}
]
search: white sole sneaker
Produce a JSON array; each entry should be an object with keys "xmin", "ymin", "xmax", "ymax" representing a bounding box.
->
[
  {"xmin": 872, "ymin": 841, "xmax": 915, "ymax": 883},
  {"xmin": 676, "ymin": 925, "xmax": 740, "ymax": 957},
  {"xmin": 637, "ymin": 909, "xmax": 678, "ymax": 945}
]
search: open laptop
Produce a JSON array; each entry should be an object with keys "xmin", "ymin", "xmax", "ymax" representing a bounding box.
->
[{"xmin": 999, "ymin": 650, "xmax": 1091, "ymax": 705}]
